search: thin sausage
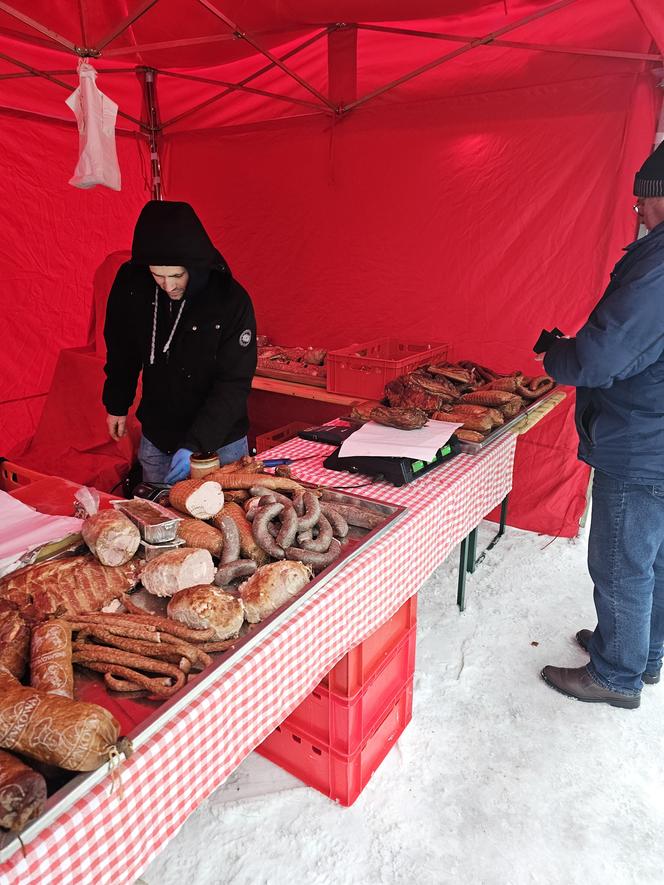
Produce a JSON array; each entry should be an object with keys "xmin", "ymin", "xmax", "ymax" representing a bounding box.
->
[
  {"xmin": 317, "ymin": 500, "xmax": 383, "ymax": 529},
  {"xmin": 78, "ymin": 661, "xmax": 184, "ymax": 697}
]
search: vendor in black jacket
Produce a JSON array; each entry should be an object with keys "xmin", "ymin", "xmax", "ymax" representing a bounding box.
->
[{"xmin": 102, "ymin": 200, "xmax": 257, "ymax": 485}]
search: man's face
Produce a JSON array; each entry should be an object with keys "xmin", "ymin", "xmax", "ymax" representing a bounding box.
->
[
  {"xmin": 634, "ymin": 197, "xmax": 664, "ymax": 232},
  {"xmin": 149, "ymin": 265, "xmax": 189, "ymax": 300}
]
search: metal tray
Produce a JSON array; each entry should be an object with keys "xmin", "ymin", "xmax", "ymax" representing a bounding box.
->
[
  {"xmin": 137, "ymin": 537, "xmax": 186, "ymax": 560},
  {"xmin": 111, "ymin": 497, "xmax": 182, "ymax": 543},
  {"xmin": 0, "ymin": 489, "xmax": 406, "ymax": 861},
  {"xmin": 455, "ymin": 388, "xmax": 560, "ymax": 454}
]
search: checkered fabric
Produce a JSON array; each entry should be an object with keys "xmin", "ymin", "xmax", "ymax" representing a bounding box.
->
[{"xmin": 0, "ymin": 433, "xmax": 516, "ymax": 885}]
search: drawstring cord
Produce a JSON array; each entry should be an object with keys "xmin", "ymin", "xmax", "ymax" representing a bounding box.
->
[
  {"xmin": 149, "ymin": 285, "xmax": 187, "ymax": 365},
  {"xmin": 149, "ymin": 285, "xmax": 158, "ymax": 366}
]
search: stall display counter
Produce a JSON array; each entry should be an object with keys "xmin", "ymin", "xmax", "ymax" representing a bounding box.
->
[{"xmin": 0, "ymin": 432, "xmax": 518, "ymax": 885}]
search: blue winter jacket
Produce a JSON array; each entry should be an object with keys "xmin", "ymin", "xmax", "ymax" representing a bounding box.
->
[{"xmin": 544, "ymin": 219, "xmax": 664, "ymax": 482}]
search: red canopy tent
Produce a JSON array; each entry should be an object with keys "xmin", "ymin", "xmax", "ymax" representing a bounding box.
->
[{"xmin": 1, "ymin": 0, "xmax": 662, "ymax": 535}]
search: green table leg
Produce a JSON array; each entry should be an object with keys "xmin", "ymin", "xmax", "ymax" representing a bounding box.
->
[
  {"xmin": 457, "ymin": 536, "xmax": 468, "ymax": 611},
  {"xmin": 467, "ymin": 527, "xmax": 478, "ymax": 574},
  {"xmin": 486, "ymin": 493, "xmax": 509, "ymax": 553}
]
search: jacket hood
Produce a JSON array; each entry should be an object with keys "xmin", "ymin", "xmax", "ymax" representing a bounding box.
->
[{"xmin": 131, "ymin": 200, "xmax": 228, "ymax": 271}]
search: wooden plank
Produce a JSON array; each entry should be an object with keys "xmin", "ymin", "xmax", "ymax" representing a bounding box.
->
[{"xmin": 251, "ymin": 375, "xmax": 359, "ymax": 406}]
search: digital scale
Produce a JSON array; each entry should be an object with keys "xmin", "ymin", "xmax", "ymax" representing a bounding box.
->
[{"xmin": 299, "ymin": 421, "xmax": 458, "ymax": 487}]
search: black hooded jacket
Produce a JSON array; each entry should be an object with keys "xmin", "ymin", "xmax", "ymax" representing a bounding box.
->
[{"xmin": 102, "ymin": 201, "xmax": 257, "ymax": 454}]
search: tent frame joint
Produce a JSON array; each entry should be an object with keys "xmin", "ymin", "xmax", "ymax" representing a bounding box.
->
[{"xmin": 73, "ymin": 46, "xmax": 101, "ymax": 59}]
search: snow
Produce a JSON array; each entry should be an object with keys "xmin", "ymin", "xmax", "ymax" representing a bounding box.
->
[{"xmin": 139, "ymin": 522, "xmax": 664, "ymax": 885}]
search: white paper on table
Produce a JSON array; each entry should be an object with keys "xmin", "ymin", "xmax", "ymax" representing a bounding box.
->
[
  {"xmin": 0, "ymin": 491, "xmax": 83, "ymax": 577},
  {"xmin": 338, "ymin": 419, "xmax": 463, "ymax": 462}
]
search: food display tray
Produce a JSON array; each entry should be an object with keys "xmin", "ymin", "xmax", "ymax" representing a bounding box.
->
[
  {"xmin": 0, "ymin": 490, "xmax": 406, "ymax": 861},
  {"xmin": 110, "ymin": 497, "xmax": 182, "ymax": 543},
  {"xmin": 455, "ymin": 388, "xmax": 561, "ymax": 454},
  {"xmin": 255, "ymin": 365, "xmax": 327, "ymax": 388}
]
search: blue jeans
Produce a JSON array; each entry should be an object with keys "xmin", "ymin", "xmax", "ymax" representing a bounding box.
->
[
  {"xmin": 586, "ymin": 469, "xmax": 664, "ymax": 695},
  {"xmin": 138, "ymin": 435, "xmax": 249, "ymax": 484}
]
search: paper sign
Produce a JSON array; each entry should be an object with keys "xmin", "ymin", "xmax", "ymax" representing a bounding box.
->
[{"xmin": 338, "ymin": 419, "xmax": 463, "ymax": 462}]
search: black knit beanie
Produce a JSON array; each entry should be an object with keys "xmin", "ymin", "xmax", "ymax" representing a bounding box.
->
[{"xmin": 634, "ymin": 141, "xmax": 664, "ymax": 197}]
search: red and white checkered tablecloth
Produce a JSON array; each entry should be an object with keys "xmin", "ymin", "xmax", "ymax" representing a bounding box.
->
[{"xmin": 0, "ymin": 432, "xmax": 517, "ymax": 885}]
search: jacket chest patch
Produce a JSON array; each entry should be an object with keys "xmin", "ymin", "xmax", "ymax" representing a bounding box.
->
[{"xmin": 239, "ymin": 329, "xmax": 252, "ymax": 347}]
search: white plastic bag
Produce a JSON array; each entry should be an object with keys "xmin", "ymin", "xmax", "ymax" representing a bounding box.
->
[{"xmin": 65, "ymin": 61, "xmax": 121, "ymax": 191}]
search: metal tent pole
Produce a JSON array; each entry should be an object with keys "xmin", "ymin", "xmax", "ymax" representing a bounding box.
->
[{"xmin": 140, "ymin": 67, "xmax": 162, "ymax": 199}]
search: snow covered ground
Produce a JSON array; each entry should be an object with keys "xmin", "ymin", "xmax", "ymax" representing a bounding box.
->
[{"xmin": 139, "ymin": 522, "xmax": 664, "ymax": 885}]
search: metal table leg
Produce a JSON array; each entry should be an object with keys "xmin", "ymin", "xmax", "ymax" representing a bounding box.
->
[
  {"xmin": 457, "ymin": 536, "xmax": 468, "ymax": 612},
  {"xmin": 457, "ymin": 494, "xmax": 510, "ymax": 609},
  {"xmin": 466, "ymin": 527, "xmax": 478, "ymax": 574}
]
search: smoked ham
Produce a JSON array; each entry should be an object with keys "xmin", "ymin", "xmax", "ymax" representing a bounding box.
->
[
  {"xmin": 81, "ymin": 510, "xmax": 140, "ymax": 566},
  {"xmin": 0, "ymin": 749, "xmax": 47, "ymax": 831},
  {"xmin": 140, "ymin": 547, "xmax": 215, "ymax": 597},
  {"xmin": 168, "ymin": 479, "xmax": 224, "ymax": 520}
]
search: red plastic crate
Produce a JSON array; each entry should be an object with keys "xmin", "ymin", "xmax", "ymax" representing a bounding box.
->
[
  {"xmin": 257, "ymin": 678, "xmax": 413, "ymax": 806},
  {"xmin": 255, "ymin": 421, "xmax": 310, "ymax": 454},
  {"xmin": 0, "ymin": 459, "xmax": 51, "ymax": 491},
  {"xmin": 326, "ymin": 338, "xmax": 449, "ymax": 399},
  {"xmin": 285, "ymin": 625, "xmax": 415, "ymax": 755},
  {"xmin": 323, "ymin": 595, "xmax": 417, "ymax": 697}
]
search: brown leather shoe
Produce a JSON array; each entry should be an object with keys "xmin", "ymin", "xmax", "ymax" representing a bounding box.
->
[
  {"xmin": 541, "ymin": 665, "xmax": 640, "ymax": 709},
  {"xmin": 575, "ymin": 629, "xmax": 660, "ymax": 685}
]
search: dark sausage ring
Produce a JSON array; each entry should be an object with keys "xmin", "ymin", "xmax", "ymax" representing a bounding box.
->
[
  {"xmin": 217, "ymin": 514, "xmax": 241, "ymax": 564},
  {"xmin": 285, "ymin": 538, "xmax": 341, "ymax": 573},
  {"xmin": 297, "ymin": 490, "xmax": 321, "ymax": 531},
  {"xmin": 301, "ymin": 514, "xmax": 333, "ymax": 553},
  {"xmin": 252, "ymin": 502, "xmax": 286, "ymax": 559},
  {"xmin": 276, "ymin": 504, "xmax": 299, "ymax": 549},
  {"xmin": 214, "ymin": 559, "xmax": 258, "ymax": 586}
]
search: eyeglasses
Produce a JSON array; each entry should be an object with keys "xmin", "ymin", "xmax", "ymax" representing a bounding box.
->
[{"xmin": 633, "ymin": 203, "xmax": 641, "ymax": 214}]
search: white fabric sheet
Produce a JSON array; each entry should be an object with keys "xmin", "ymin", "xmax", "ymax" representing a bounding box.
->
[{"xmin": 0, "ymin": 490, "xmax": 82, "ymax": 577}]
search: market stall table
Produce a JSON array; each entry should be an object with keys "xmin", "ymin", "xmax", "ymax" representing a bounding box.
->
[{"xmin": 0, "ymin": 432, "xmax": 516, "ymax": 885}]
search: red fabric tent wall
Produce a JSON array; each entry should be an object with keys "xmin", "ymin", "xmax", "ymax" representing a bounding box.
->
[
  {"xmin": 0, "ymin": 117, "xmax": 150, "ymax": 452},
  {"xmin": 161, "ymin": 72, "xmax": 658, "ymax": 536}
]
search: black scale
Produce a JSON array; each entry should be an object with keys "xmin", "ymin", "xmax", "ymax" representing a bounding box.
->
[{"xmin": 298, "ymin": 421, "xmax": 457, "ymax": 487}]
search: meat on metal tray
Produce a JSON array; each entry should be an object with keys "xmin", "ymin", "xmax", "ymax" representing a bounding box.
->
[{"xmin": 0, "ymin": 488, "xmax": 406, "ymax": 862}]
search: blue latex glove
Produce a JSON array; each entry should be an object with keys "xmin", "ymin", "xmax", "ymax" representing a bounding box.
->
[{"xmin": 164, "ymin": 448, "xmax": 193, "ymax": 485}]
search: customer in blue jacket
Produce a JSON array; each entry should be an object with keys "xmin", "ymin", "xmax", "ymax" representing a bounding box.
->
[{"xmin": 540, "ymin": 142, "xmax": 664, "ymax": 709}]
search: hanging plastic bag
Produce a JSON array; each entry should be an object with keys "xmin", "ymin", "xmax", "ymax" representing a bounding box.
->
[{"xmin": 65, "ymin": 61, "xmax": 121, "ymax": 191}]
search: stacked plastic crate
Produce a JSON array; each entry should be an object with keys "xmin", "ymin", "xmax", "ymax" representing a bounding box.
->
[{"xmin": 257, "ymin": 594, "xmax": 417, "ymax": 805}]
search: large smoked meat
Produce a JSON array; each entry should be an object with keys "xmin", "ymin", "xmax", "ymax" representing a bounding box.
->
[{"xmin": 0, "ymin": 555, "xmax": 139, "ymax": 619}]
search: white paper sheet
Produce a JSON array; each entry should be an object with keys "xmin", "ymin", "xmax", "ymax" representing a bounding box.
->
[
  {"xmin": 0, "ymin": 491, "xmax": 82, "ymax": 577},
  {"xmin": 338, "ymin": 419, "xmax": 463, "ymax": 462}
]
